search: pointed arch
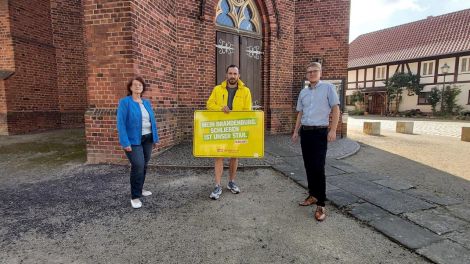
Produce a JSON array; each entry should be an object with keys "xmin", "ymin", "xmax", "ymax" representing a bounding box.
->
[{"xmin": 215, "ymin": 0, "xmax": 262, "ymax": 35}]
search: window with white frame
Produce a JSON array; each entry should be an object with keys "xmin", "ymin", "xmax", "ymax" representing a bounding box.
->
[
  {"xmin": 421, "ymin": 61, "xmax": 434, "ymax": 76},
  {"xmin": 461, "ymin": 57, "xmax": 470, "ymax": 73},
  {"xmin": 376, "ymin": 66, "xmax": 386, "ymax": 79}
]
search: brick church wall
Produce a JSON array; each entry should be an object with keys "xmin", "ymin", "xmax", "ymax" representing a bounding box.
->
[
  {"xmin": 83, "ymin": 0, "xmax": 135, "ymax": 163},
  {"xmin": 0, "ymin": 0, "xmax": 87, "ymax": 135},
  {"xmin": 50, "ymin": 0, "xmax": 88, "ymax": 128},
  {"xmin": 4, "ymin": 0, "xmax": 60, "ymax": 134},
  {"xmin": 265, "ymin": 0, "xmax": 295, "ymax": 134},
  {"xmin": 83, "ymin": 0, "xmax": 349, "ymax": 163},
  {"xmin": 0, "ymin": 0, "xmax": 14, "ymax": 135},
  {"xmin": 294, "ymin": 0, "xmax": 351, "ymax": 137},
  {"xmin": 1, "ymin": 0, "xmax": 349, "ymax": 162}
]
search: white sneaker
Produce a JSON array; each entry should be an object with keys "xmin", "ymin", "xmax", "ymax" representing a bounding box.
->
[
  {"xmin": 209, "ymin": 185, "xmax": 222, "ymax": 200},
  {"xmin": 142, "ymin": 190, "xmax": 152, "ymax": 197},
  {"xmin": 227, "ymin": 181, "xmax": 240, "ymax": 194},
  {"xmin": 131, "ymin": 198, "xmax": 142, "ymax": 209}
]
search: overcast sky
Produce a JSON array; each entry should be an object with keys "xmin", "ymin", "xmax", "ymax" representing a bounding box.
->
[{"xmin": 350, "ymin": 0, "xmax": 470, "ymax": 42}]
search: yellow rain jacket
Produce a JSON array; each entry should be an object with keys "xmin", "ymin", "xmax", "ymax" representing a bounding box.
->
[{"xmin": 206, "ymin": 80, "xmax": 252, "ymax": 111}]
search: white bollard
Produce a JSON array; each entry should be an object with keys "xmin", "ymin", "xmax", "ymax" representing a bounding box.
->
[
  {"xmin": 396, "ymin": 122, "xmax": 414, "ymax": 134},
  {"xmin": 462, "ymin": 127, "xmax": 470, "ymax": 142},
  {"xmin": 363, "ymin": 122, "xmax": 381, "ymax": 136}
]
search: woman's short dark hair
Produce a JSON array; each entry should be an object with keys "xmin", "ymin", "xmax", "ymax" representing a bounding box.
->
[{"xmin": 126, "ymin": 77, "xmax": 147, "ymax": 96}]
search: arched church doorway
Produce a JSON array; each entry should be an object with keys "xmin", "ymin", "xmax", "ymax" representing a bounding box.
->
[{"xmin": 215, "ymin": 0, "xmax": 263, "ymax": 107}]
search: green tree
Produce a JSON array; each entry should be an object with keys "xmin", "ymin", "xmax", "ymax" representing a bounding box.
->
[
  {"xmin": 350, "ymin": 91, "xmax": 364, "ymax": 110},
  {"xmin": 428, "ymin": 87, "xmax": 441, "ymax": 114},
  {"xmin": 385, "ymin": 72, "xmax": 423, "ymax": 114},
  {"xmin": 442, "ymin": 85, "xmax": 461, "ymax": 114}
]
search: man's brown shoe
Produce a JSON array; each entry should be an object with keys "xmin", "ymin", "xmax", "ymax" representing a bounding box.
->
[
  {"xmin": 315, "ymin": 206, "xmax": 326, "ymax": 221},
  {"xmin": 299, "ymin": 195, "xmax": 317, "ymax": 206}
]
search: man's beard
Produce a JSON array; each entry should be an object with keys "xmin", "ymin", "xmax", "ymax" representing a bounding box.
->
[{"xmin": 228, "ymin": 78, "xmax": 238, "ymax": 85}]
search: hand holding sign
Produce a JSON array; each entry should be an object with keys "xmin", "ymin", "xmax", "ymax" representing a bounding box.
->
[{"xmin": 193, "ymin": 111, "xmax": 264, "ymax": 158}]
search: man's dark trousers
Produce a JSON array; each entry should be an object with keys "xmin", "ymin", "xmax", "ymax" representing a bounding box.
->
[{"xmin": 300, "ymin": 127, "xmax": 328, "ymax": 206}]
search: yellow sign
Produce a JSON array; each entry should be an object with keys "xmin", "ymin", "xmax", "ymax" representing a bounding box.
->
[{"xmin": 193, "ymin": 110, "xmax": 264, "ymax": 158}]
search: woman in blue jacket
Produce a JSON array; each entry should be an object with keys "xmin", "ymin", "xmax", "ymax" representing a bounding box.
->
[{"xmin": 117, "ymin": 77, "xmax": 159, "ymax": 209}]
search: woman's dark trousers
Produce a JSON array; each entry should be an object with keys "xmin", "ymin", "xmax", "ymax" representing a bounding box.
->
[{"xmin": 125, "ymin": 134, "xmax": 153, "ymax": 199}]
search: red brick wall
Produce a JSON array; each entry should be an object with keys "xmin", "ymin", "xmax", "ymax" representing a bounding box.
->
[
  {"xmin": 175, "ymin": 0, "xmax": 215, "ymax": 141},
  {"xmin": 0, "ymin": 0, "xmax": 87, "ymax": 135},
  {"xmin": 84, "ymin": 0, "xmax": 184, "ymax": 163},
  {"xmin": 83, "ymin": 0, "xmax": 349, "ymax": 163},
  {"xmin": 50, "ymin": 0, "xmax": 87, "ymax": 128},
  {"xmin": 5, "ymin": 0, "xmax": 60, "ymax": 134},
  {"xmin": 294, "ymin": 0, "xmax": 350, "ymax": 137},
  {"xmin": 294, "ymin": 0, "xmax": 350, "ymax": 85},
  {"xmin": 0, "ymin": 0, "xmax": 13, "ymax": 135},
  {"xmin": 83, "ymin": 0, "xmax": 135, "ymax": 163},
  {"xmin": 0, "ymin": 80, "xmax": 7, "ymax": 135},
  {"xmin": 132, "ymin": 1, "xmax": 178, "ymax": 153},
  {"xmin": 265, "ymin": 0, "xmax": 295, "ymax": 134},
  {"xmin": 0, "ymin": 0, "xmax": 14, "ymax": 71}
]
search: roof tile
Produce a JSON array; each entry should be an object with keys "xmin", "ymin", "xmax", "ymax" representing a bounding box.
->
[{"xmin": 349, "ymin": 9, "xmax": 470, "ymax": 68}]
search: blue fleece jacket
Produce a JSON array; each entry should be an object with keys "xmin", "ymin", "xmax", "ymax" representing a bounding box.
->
[{"xmin": 117, "ymin": 96, "xmax": 159, "ymax": 148}]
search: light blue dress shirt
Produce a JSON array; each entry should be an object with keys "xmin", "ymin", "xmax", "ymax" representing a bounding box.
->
[{"xmin": 295, "ymin": 81, "xmax": 340, "ymax": 126}]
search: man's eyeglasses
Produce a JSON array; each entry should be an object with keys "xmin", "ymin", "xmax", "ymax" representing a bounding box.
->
[{"xmin": 306, "ymin": 70, "xmax": 321, "ymax": 74}]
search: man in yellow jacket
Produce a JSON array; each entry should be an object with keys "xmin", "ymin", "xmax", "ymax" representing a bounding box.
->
[{"xmin": 206, "ymin": 64, "xmax": 252, "ymax": 200}]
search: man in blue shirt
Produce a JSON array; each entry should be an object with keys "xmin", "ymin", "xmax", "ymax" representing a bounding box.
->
[{"xmin": 292, "ymin": 62, "xmax": 340, "ymax": 221}]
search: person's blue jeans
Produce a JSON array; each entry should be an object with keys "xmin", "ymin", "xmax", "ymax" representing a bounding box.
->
[{"xmin": 125, "ymin": 133, "xmax": 153, "ymax": 199}]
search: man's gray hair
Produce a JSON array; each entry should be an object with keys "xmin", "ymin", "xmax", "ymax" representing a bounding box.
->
[{"xmin": 306, "ymin": 62, "xmax": 322, "ymax": 71}]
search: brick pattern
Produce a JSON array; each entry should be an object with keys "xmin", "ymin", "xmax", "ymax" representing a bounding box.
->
[
  {"xmin": 294, "ymin": 0, "xmax": 350, "ymax": 137},
  {"xmin": 266, "ymin": 0, "xmax": 296, "ymax": 134},
  {"xmin": 6, "ymin": 111, "xmax": 61, "ymax": 134},
  {"xmin": 133, "ymin": 0, "xmax": 178, "ymax": 151},
  {"xmin": 0, "ymin": 0, "xmax": 87, "ymax": 135},
  {"xmin": 83, "ymin": 0, "xmax": 135, "ymax": 161},
  {"xmin": 4, "ymin": 0, "xmax": 59, "ymax": 134},
  {"xmin": 50, "ymin": 0, "xmax": 87, "ymax": 128},
  {"xmin": 83, "ymin": 0, "xmax": 349, "ymax": 163},
  {"xmin": 175, "ymin": 0, "xmax": 214, "ymax": 141},
  {"xmin": 0, "ymin": 80, "xmax": 7, "ymax": 134},
  {"xmin": 293, "ymin": 0, "xmax": 350, "ymax": 92},
  {"xmin": 1, "ymin": 0, "xmax": 348, "ymax": 162},
  {"xmin": 85, "ymin": 108, "xmax": 123, "ymax": 164},
  {"xmin": 0, "ymin": 0, "xmax": 14, "ymax": 73}
]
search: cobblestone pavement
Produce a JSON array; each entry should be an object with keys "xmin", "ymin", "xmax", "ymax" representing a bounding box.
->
[
  {"xmin": 347, "ymin": 115, "xmax": 470, "ymax": 138},
  {"xmin": 150, "ymin": 135, "xmax": 359, "ymax": 167},
  {"xmin": 0, "ymin": 153, "xmax": 426, "ymax": 263},
  {"xmin": 345, "ymin": 129, "xmax": 470, "ymax": 184},
  {"xmin": 2, "ymin": 129, "xmax": 469, "ymax": 263},
  {"xmin": 263, "ymin": 132, "xmax": 470, "ymax": 264}
]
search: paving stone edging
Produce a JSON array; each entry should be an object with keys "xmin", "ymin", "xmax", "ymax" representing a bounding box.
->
[
  {"xmin": 152, "ymin": 136, "xmax": 470, "ymax": 264},
  {"xmin": 271, "ymin": 157, "xmax": 470, "ymax": 264}
]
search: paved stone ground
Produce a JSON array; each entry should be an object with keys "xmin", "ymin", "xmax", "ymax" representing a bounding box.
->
[
  {"xmin": 263, "ymin": 135, "xmax": 470, "ymax": 264},
  {"xmin": 2, "ymin": 128, "xmax": 469, "ymax": 263},
  {"xmin": 150, "ymin": 136, "xmax": 359, "ymax": 167},
  {"xmin": 0, "ymin": 166, "xmax": 428, "ymax": 264},
  {"xmin": 347, "ymin": 115, "xmax": 470, "ymax": 138},
  {"xmin": 151, "ymin": 132, "xmax": 470, "ymax": 263},
  {"xmin": 345, "ymin": 129, "xmax": 470, "ymax": 191}
]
